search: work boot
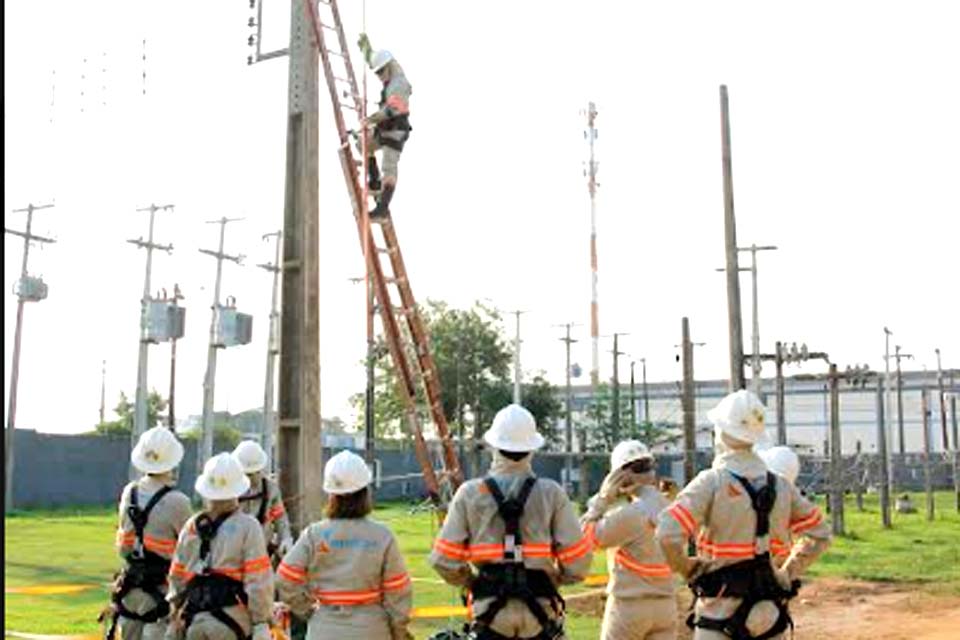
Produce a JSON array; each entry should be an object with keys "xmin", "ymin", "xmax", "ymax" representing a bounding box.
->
[
  {"xmin": 367, "ymin": 157, "xmax": 382, "ymax": 192},
  {"xmin": 369, "ymin": 184, "xmax": 394, "ymax": 220}
]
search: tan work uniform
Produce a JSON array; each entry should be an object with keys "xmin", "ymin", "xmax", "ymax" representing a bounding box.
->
[
  {"xmin": 276, "ymin": 518, "xmax": 413, "ymax": 640},
  {"xmin": 583, "ymin": 486, "xmax": 676, "ymax": 640},
  {"xmin": 370, "ymin": 66, "xmax": 412, "ymax": 179},
  {"xmin": 237, "ymin": 474, "xmax": 291, "ymax": 560},
  {"xmin": 115, "ymin": 477, "xmax": 193, "ymax": 640},
  {"xmin": 167, "ymin": 510, "xmax": 274, "ymax": 640},
  {"xmin": 429, "ymin": 453, "xmax": 593, "ymax": 639},
  {"xmin": 657, "ymin": 450, "xmax": 832, "ymax": 639}
]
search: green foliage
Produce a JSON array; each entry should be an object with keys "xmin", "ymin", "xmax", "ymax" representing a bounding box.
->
[
  {"xmin": 350, "ymin": 300, "xmax": 562, "ymax": 441},
  {"xmin": 94, "ymin": 390, "xmax": 167, "ymax": 435}
]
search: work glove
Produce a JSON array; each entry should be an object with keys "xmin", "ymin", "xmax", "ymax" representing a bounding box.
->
[{"xmin": 252, "ymin": 623, "xmax": 272, "ymax": 640}]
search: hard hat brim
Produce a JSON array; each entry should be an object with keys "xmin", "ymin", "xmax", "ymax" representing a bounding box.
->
[
  {"xmin": 482, "ymin": 429, "xmax": 545, "ymax": 453},
  {"xmin": 131, "ymin": 438, "xmax": 184, "ymax": 474}
]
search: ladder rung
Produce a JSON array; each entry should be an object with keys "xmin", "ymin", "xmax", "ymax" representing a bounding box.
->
[
  {"xmin": 339, "ymin": 101, "xmax": 360, "ymax": 112},
  {"xmin": 334, "ymin": 75, "xmax": 353, "ymax": 85},
  {"xmin": 376, "ymin": 246, "xmax": 397, "ymax": 255},
  {"xmin": 384, "ymin": 276, "xmax": 407, "ymax": 285},
  {"xmin": 321, "ymin": 23, "xmax": 337, "ymax": 31},
  {"xmin": 326, "ymin": 49, "xmax": 346, "ymax": 58}
]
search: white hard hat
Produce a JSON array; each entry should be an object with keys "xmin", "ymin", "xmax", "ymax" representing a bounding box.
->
[
  {"xmin": 759, "ymin": 446, "xmax": 800, "ymax": 485},
  {"xmin": 483, "ymin": 404, "xmax": 545, "ymax": 453},
  {"xmin": 611, "ymin": 440, "xmax": 653, "ymax": 470},
  {"xmin": 371, "ymin": 50, "xmax": 394, "ymax": 73},
  {"xmin": 195, "ymin": 452, "xmax": 251, "ymax": 500},
  {"xmin": 131, "ymin": 426, "xmax": 184, "ymax": 474},
  {"xmin": 324, "ymin": 450, "xmax": 373, "ymax": 495},
  {"xmin": 232, "ymin": 440, "xmax": 268, "ymax": 474},
  {"xmin": 708, "ymin": 389, "xmax": 767, "ymax": 444}
]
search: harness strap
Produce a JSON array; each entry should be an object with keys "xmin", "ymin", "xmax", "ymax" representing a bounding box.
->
[
  {"xmin": 728, "ymin": 472, "xmax": 777, "ymax": 538},
  {"xmin": 196, "ymin": 511, "xmax": 235, "ymax": 567},
  {"xmin": 483, "ymin": 475, "xmax": 537, "ymax": 559},
  {"xmin": 127, "ymin": 485, "xmax": 174, "ymax": 553},
  {"xmin": 237, "ymin": 478, "xmax": 270, "ymax": 525}
]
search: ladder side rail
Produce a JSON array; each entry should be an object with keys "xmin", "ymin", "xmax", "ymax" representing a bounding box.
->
[
  {"xmin": 325, "ymin": 0, "xmax": 362, "ymax": 112},
  {"xmin": 336, "ymin": 148, "xmax": 441, "ymax": 498},
  {"xmin": 380, "ymin": 222, "xmax": 464, "ymax": 485},
  {"xmin": 304, "ymin": 0, "xmax": 351, "ymax": 144}
]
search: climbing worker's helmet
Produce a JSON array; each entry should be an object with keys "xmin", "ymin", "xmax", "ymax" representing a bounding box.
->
[
  {"xmin": 483, "ymin": 404, "xmax": 545, "ymax": 453},
  {"xmin": 611, "ymin": 440, "xmax": 654, "ymax": 473},
  {"xmin": 759, "ymin": 445, "xmax": 800, "ymax": 485},
  {"xmin": 195, "ymin": 452, "xmax": 251, "ymax": 500},
  {"xmin": 232, "ymin": 440, "xmax": 268, "ymax": 474},
  {"xmin": 131, "ymin": 426, "xmax": 184, "ymax": 474},
  {"xmin": 707, "ymin": 389, "xmax": 767, "ymax": 444},
  {"xmin": 371, "ymin": 49, "xmax": 394, "ymax": 73},
  {"xmin": 324, "ymin": 450, "xmax": 373, "ymax": 495}
]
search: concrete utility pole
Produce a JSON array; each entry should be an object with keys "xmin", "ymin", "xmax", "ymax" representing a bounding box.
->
[
  {"xmin": 5, "ymin": 202, "xmax": 56, "ymax": 512},
  {"xmin": 128, "ymin": 204, "xmax": 174, "ymax": 462},
  {"xmin": 740, "ymin": 245, "xmax": 776, "ymax": 395},
  {"xmin": 921, "ymin": 389, "xmax": 934, "ymax": 521},
  {"xmin": 681, "ymin": 318, "xmax": 697, "ymax": 485},
  {"xmin": 557, "ymin": 323, "xmax": 579, "ymax": 493},
  {"xmin": 951, "ymin": 394, "xmax": 959, "ymax": 513},
  {"xmin": 610, "ymin": 332, "xmax": 628, "ymax": 443},
  {"xmin": 258, "ymin": 231, "xmax": 282, "ymax": 469},
  {"xmin": 935, "ymin": 349, "xmax": 948, "ymax": 450},
  {"xmin": 278, "ymin": 0, "xmax": 323, "ymax": 529},
  {"xmin": 199, "ymin": 217, "xmax": 244, "ymax": 474},
  {"xmin": 893, "ymin": 346, "xmax": 913, "ymax": 454},
  {"xmin": 883, "ymin": 327, "xmax": 895, "ymax": 499},
  {"xmin": 640, "ymin": 357, "xmax": 650, "ymax": 425},
  {"xmin": 720, "ymin": 85, "xmax": 746, "ymax": 392},
  {"xmin": 584, "ymin": 102, "xmax": 600, "ymax": 392},
  {"xmin": 100, "ymin": 360, "xmax": 107, "ymax": 425},
  {"xmin": 629, "ymin": 361, "xmax": 637, "ymax": 432},
  {"xmin": 828, "ymin": 364, "xmax": 844, "ymax": 535},
  {"xmin": 775, "ymin": 341, "xmax": 786, "ymax": 444},
  {"xmin": 510, "ymin": 310, "xmax": 526, "ymax": 404},
  {"xmin": 167, "ymin": 284, "xmax": 184, "ymax": 430},
  {"xmin": 875, "ymin": 379, "xmax": 891, "ymax": 528}
]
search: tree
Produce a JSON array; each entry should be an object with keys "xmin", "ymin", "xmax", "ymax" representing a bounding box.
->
[{"xmin": 95, "ymin": 390, "xmax": 168, "ymax": 435}]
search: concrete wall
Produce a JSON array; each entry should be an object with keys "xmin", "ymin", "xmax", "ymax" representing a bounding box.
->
[{"xmin": 9, "ymin": 429, "xmax": 957, "ymax": 508}]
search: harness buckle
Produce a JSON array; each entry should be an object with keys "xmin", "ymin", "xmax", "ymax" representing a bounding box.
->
[{"xmin": 504, "ymin": 534, "xmax": 523, "ymax": 562}]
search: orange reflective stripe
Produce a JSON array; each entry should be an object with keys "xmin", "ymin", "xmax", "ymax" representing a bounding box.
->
[
  {"xmin": 697, "ymin": 537, "xmax": 756, "ymax": 559},
  {"xmin": 668, "ymin": 503, "xmax": 697, "ymax": 537},
  {"xmin": 266, "ymin": 503, "xmax": 286, "ymax": 523},
  {"xmin": 244, "ymin": 556, "xmax": 271, "ymax": 573},
  {"xmin": 555, "ymin": 536, "xmax": 591, "ymax": 564},
  {"xmin": 170, "ymin": 562, "xmax": 195, "ymax": 580},
  {"xmin": 385, "ymin": 94, "xmax": 409, "ymax": 114},
  {"xmin": 382, "ymin": 572, "xmax": 411, "ymax": 592},
  {"xmin": 614, "ymin": 549, "xmax": 672, "ymax": 578},
  {"xmin": 212, "ymin": 567, "xmax": 243, "ymax": 580},
  {"xmin": 790, "ymin": 508, "xmax": 823, "ymax": 534},
  {"xmin": 143, "ymin": 535, "xmax": 177, "ymax": 554},
  {"xmin": 433, "ymin": 538, "xmax": 469, "ymax": 561},
  {"xmin": 313, "ymin": 588, "xmax": 381, "ymax": 606},
  {"xmin": 116, "ymin": 530, "xmax": 136, "ymax": 546},
  {"xmin": 523, "ymin": 543, "xmax": 553, "ymax": 559},
  {"xmin": 770, "ymin": 538, "xmax": 791, "ymax": 557},
  {"xmin": 277, "ymin": 562, "xmax": 307, "ymax": 584},
  {"xmin": 583, "ymin": 522, "xmax": 601, "ymax": 550}
]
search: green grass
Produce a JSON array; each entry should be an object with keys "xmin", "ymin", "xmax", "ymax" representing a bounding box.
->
[{"xmin": 6, "ymin": 493, "xmax": 959, "ymax": 637}]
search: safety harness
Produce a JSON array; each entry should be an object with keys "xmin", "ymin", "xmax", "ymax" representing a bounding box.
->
[
  {"xmin": 239, "ymin": 478, "xmax": 278, "ymax": 559},
  {"xmin": 468, "ymin": 476, "xmax": 565, "ymax": 640},
  {"xmin": 102, "ymin": 485, "xmax": 174, "ymax": 640},
  {"xmin": 687, "ymin": 471, "xmax": 801, "ymax": 640},
  {"xmin": 175, "ymin": 511, "xmax": 250, "ymax": 640},
  {"xmin": 375, "ymin": 84, "xmax": 412, "ymax": 152}
]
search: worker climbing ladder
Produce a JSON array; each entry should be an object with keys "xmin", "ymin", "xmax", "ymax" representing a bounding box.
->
[{"xmin": 302, "ymin": 0, "xmax": 463, "ymax": 502}]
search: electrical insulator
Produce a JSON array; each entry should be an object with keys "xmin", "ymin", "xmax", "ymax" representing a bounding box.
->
[
  {"xmin": 800, "ymin": 343, "xmax": 809, "ymax": 360},
  {"xmin": 249, "ymin": 0, "xmax": 256, "ymax": 8},
  {"xmin": 248, "ymin": 17, "xmax": 256, "ymax": 27},
  {"xmin": 248, "ymin": 35, "xmax": 255, "ymax": 47},
  {"xmin": 247, "ymin": 55, "xmax": 254, "ymax": 66}
]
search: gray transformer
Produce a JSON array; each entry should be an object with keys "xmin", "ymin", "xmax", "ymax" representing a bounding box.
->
[
  {"xmin": 214, "ymin": 305, "xmax": 253, "ymax": 348},
  {"xmin": 15, "ymin": 276, "xmax": 48, "ymax": 302},
  {"xmin": 143, "ymin": 300, "xmax": 187, "ymax": 343}
]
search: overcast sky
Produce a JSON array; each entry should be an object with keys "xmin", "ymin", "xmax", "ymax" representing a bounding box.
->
[{"xmin": 5, "ymin": 0, "xmax": 958, "ymax": 435}]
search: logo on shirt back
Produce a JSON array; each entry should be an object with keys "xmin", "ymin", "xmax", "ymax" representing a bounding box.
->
[{"xmin": 727, "ymin": 483, "xmax": 743, "ymax": 498}]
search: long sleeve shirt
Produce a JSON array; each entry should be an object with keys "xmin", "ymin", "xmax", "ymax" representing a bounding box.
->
[
  {"xmin": 237, "ymin": 474, "xmax": 291, "ymax": 550},
  {"xmin": 276, "ymin": 517, "xmax": 412, "ymax": 640},
  {"xmin": 116, "ymin": 477, "xmax": 192, "ymax": 562},
  {"xmin": 167, "ymin": 510, "xmax": 274, "ymax": 628},
  {"xmin": 583, "ymin": 485, "xmax": 675, "ymax": 599}
]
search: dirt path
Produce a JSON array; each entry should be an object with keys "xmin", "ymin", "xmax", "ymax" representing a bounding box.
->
[{"xmin": 567, "ymin": 577, "xmax": 960, "ymax": 639}]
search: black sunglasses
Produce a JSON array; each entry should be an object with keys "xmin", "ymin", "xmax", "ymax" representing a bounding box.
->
[{"xmin": 623, "ymin": 458, "xmax": 653, "ymax": 474}]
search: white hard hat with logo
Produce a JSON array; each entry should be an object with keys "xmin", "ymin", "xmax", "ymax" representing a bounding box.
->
[
  {"xmin": 483, "ymin": 404, "xmax": 545, "ymax": 453},
  {"xmin": 233, "ymin": 440, "xmax": 268, "ymax": 474},
  {"xmin": 131, "ymin": 426, "xmax": 184, "ymax": 474},
  {"xmin": 708, "ymin": 389, "xmax": 767, "ymax": 444},
  {"xmin": 324, "ymin": 450, "xmax": 373, "ymax": 495},
  {"xmin": 759, "ymin": 446, "xmax": 800, "ymax": 485},
  {"xmin": 611, "ymin": 440, "xmax": 653, "ymax": 470},
  {"xmin": 195, "ymin": 452, "xmax": 251, "ymax": 500},
  {"xmin": 371, "ymin": 50, "xmax": 394, "ymax": 72}
]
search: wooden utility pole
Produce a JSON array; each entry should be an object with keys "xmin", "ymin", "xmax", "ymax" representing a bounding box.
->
[
  {"xmin": 951, "ymin": 394, "xmax": 959, "ymax": 512},
  {"xmin": 681, "ymin": 318, "xmax": 696, "ymax": 484},
  {"xmin": 278, "ymin": 0, "xmax": 323, "ymax": 529},
  {"xmin": 875, "ymin": 379, "xmax": 891, "ymax": 528},
  {"xmin": 894, "ymin": 346, "xmax": 913, "ymax": 454},
  {"xmin": 775, "ymin": 341, "xmax": 786, "ymax": 445},
  {"xmin": 720, "ymin": 85, "xmax": 746, "ymax": 392},
  {"xmin": 921, "ymin": 389, "xmax": 934, "ymax": 521},
  {"xmin": 558, "ymin": 324, "xmax": 578, "ymax": 494},
  {"xmin": 828, "ymin": 364, "xmax": 844, "ymax": 535},
  {"xmin": 5, "ymin": 203, "xmax": 56, "ymax": 513}
]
